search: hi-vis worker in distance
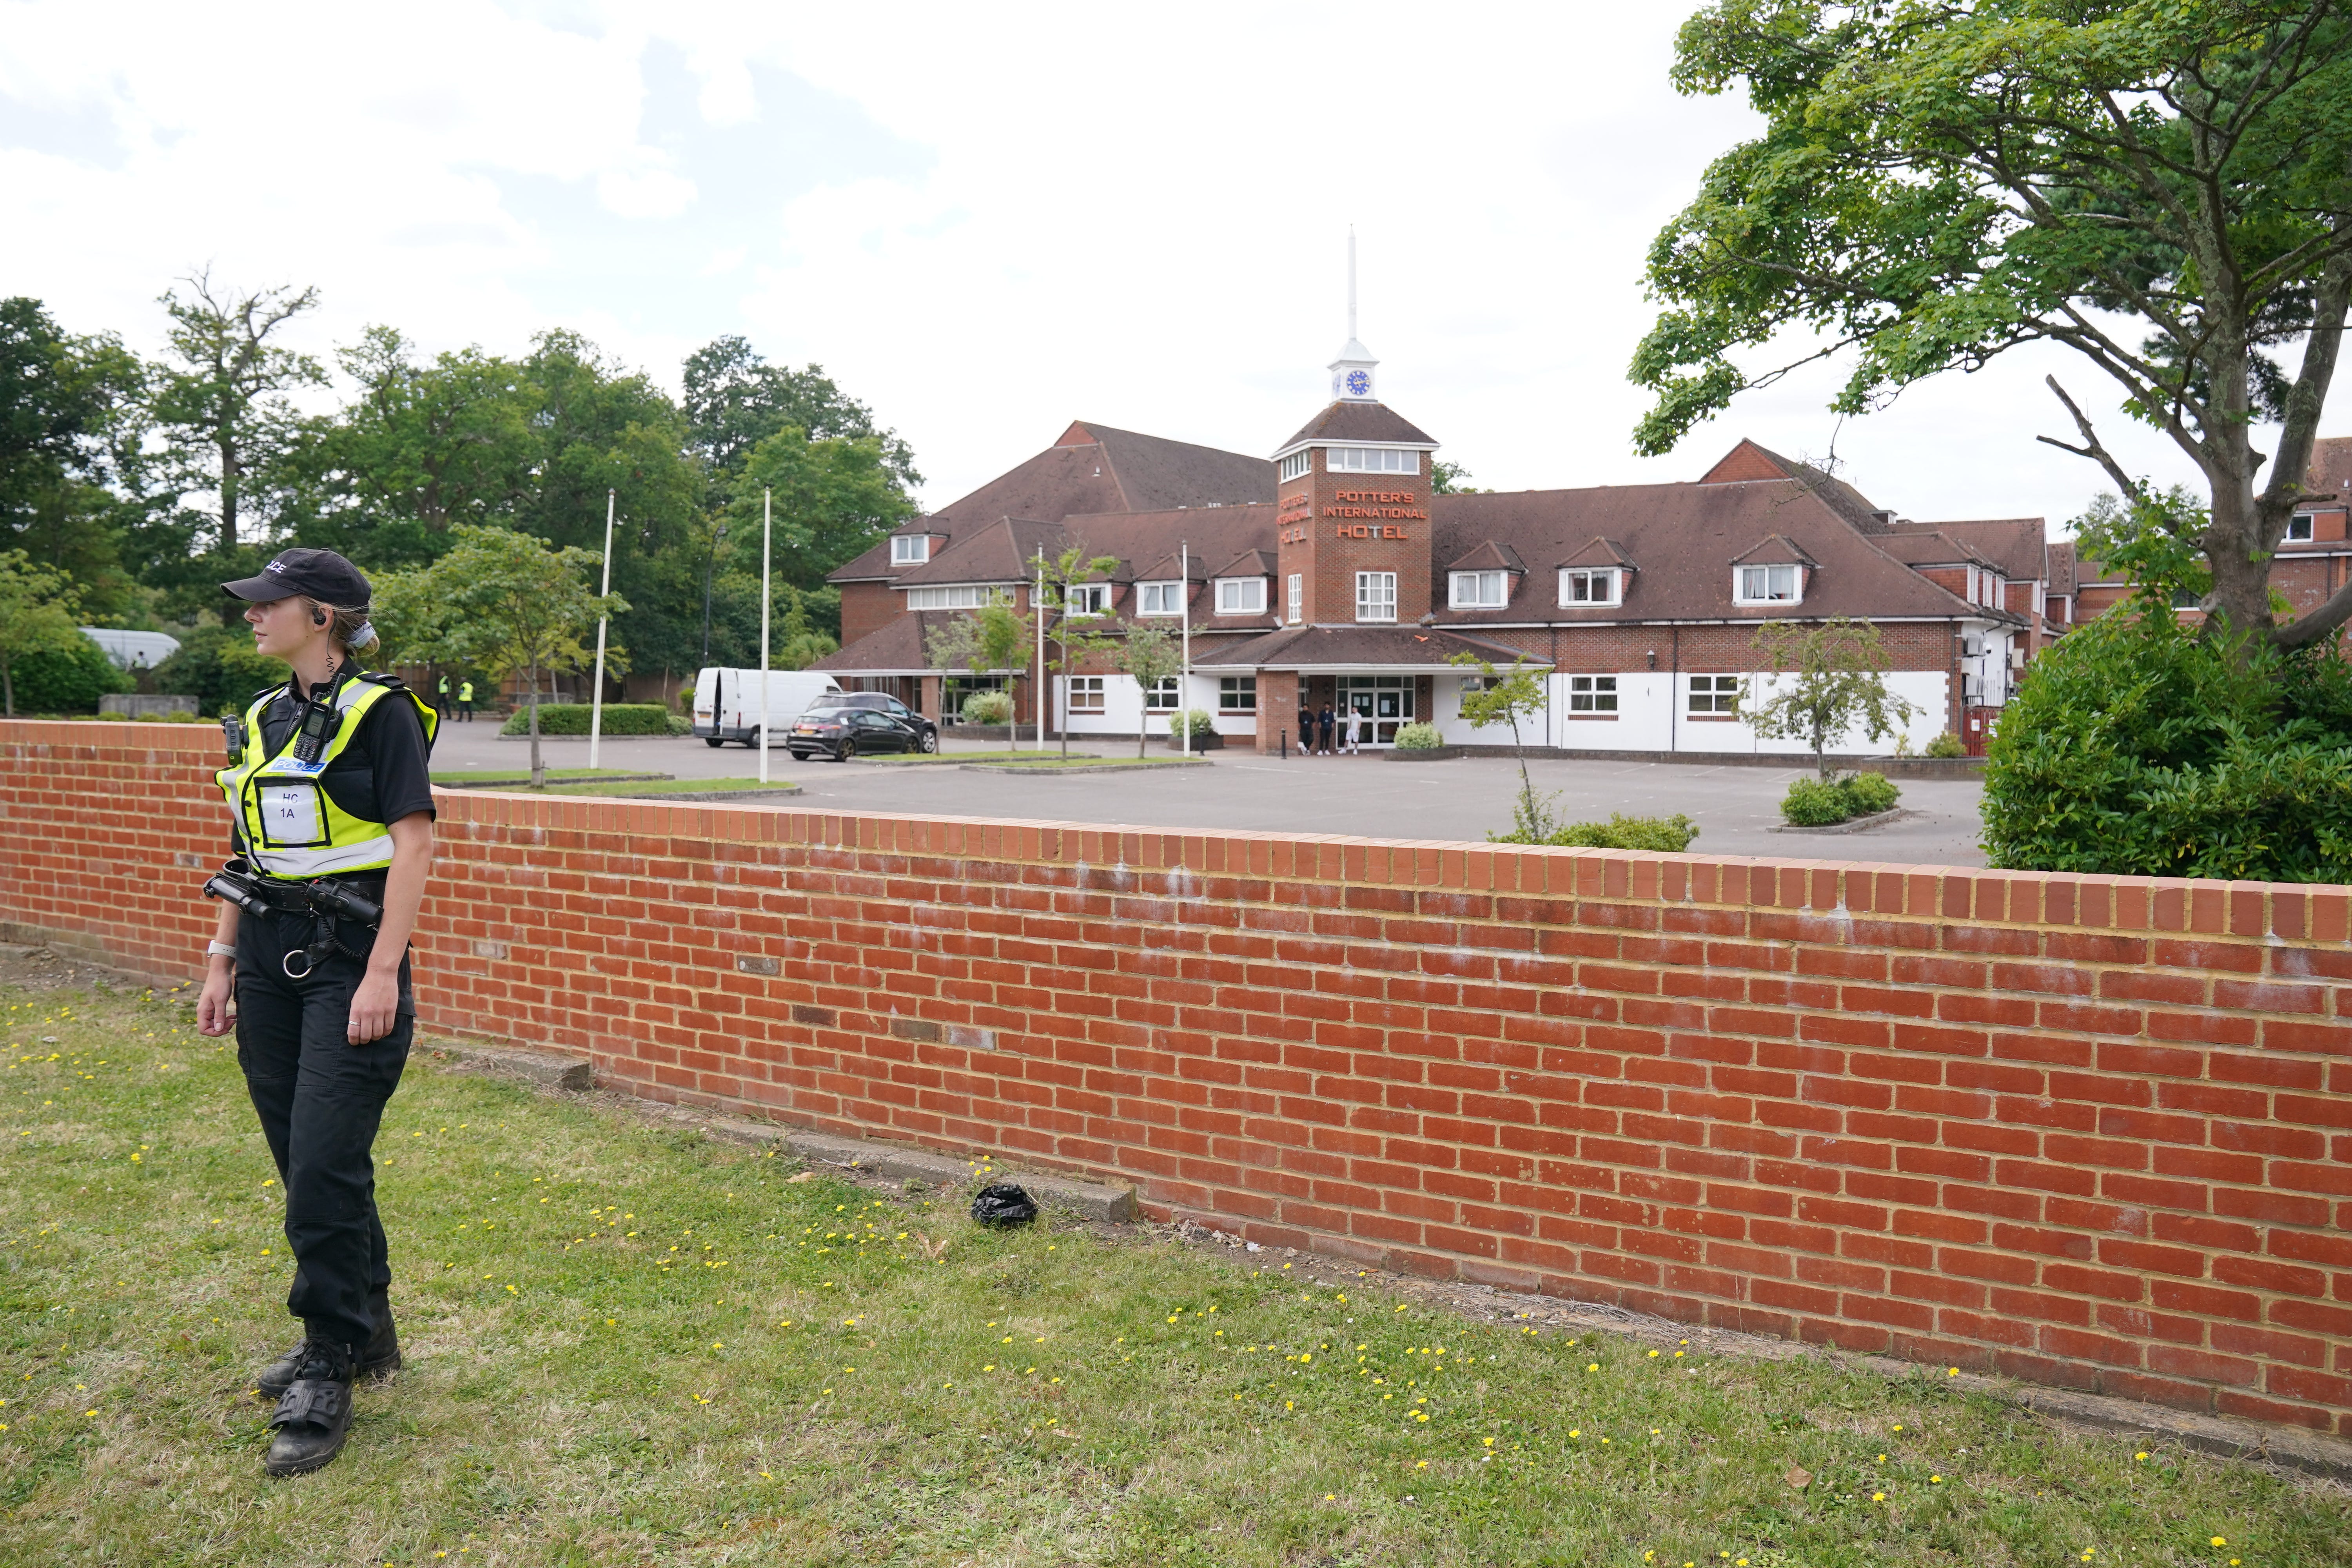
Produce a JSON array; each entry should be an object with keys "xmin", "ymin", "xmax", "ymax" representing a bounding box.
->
[{"xmin": 194, "ymin": 547, "xmax": 438, "ymax": 1477}]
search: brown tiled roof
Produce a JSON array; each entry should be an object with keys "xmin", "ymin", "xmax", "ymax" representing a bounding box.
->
[
  {"xmin": 810, "ymin": 612, "xmax": 944, "ymax": 675},
  {"xmin": 828, "ymin": 420, "xmax": 1273, "ymax": 584},
  {"xmin": 1445, "ymin": 540, "xmax": 1526, "ymax": 573},
  {"xmin": 2304, "ymin": 435, "xmax": 2352, "ymax": 498},
  {"xmin": 1892, "ymin": 517, "xmax": 2047, "ymax": 581},
  {"xmin": 2047, "ymin": 539, "xmax": 2078, "ymax": 595},
  {"xmin": 1428, "ymin": 480, "xmax": 2010, "ymax": 627},
  {"xmin": 1697, "ymin": 439, "xmax": 1893, "ymax": 535},
  {"xmin": 1212, "ymin": 548, "xmax": 1277, "ymax": 579},
  {"xmin": 1731, "ymin": 534, "xmax": 1818, "ymax": 568},
  {"xmin": 1275, "ymin": 401, "xmax": 1438, "ymax": 453},
  {"xmin": 1869, "ymin": 531, "xmax": 1996, "ymax": 570},
  {"xmin": 1557, "ymin": 536, "xmax": 1636, "ymax": 570},
  {"xmin": 1194, "ymin": 624, "xmax": 1534, "ymax": 671},
  {"xmin": 893, "ymin": 517, "xmax": 1076, "ymax": 586}
]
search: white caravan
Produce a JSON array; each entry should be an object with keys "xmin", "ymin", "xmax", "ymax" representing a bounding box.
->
[{"xmin": 692, "ymin": 669, "xmax": 844, "ymax": 747}]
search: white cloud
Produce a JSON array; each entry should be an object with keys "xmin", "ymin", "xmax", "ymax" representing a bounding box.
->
[{"xmin": 0, "ymin": 0, "xmax": 2258, "ymax": 528}]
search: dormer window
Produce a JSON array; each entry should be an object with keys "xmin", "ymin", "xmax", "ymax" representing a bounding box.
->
[
  {"xmin": 1736, "ymin": 564, "xmax": 1801, "ymax": 604},
  {"xmin": 1450, "ymin": 571, "xmax": 1510, "ymax": 608},
  {"xmin": 1326, "ymin": 447, "xmax": 1419, "ymax": 475},
  {"xmin": 891, "ymin": 534, "xmax": 931, "ymax": 565},
  {"xmin": 1137, "ymin": 581, "xmax": 1184, "ymax": 615},
  {"xmin": 2289, "ymin": 513, "xmax": 2315, "ymax": 541},
  {"xmin": 1558, "ymin": 568, "xmax": 1619, "ymax": 606},
  {"xmin": 1279, "ymin": 450, "xmax": 1313, "ymax": 482},
  {"xmin": 1214, "ymin": 577, "xmax": 1267, "ymax": 614},
  {"xmin": 1064, "ymin": 583, "xmax": 1111, "ymax": 617}
]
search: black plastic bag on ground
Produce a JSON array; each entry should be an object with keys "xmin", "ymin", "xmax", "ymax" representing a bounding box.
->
[{"xmin": 970, "ymin": 1183, "xmax": 1038, "ymax": 1227}]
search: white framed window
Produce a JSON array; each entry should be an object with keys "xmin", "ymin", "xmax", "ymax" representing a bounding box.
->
[
  {"xmin": 1279, "ymin": 450, "xmax": 1313, "ymax": 482},
  {"xmin": 1215, "ymin": 577, "xmax": 1267, "ymax": 614},
  {"xmin": 1326, "ymin": 447, "xmax": 1419, "ymax": 475},
  {"xmin": 1689, "ymin": 675, "xmax": 1741, "ymax": 715},
  {"xmin": 890, "ymin": 534, "xmax": 930, "ymax": 565},
  {"xmin": 1219, "ymin": 676, "xmax": 1256, "ymax": 713},
  {"xmin": 1067, "ymin": 675, "xmax": 1105, "ymax": 713},
  {"xmin": 1064, "ymin": 583, "xmax": 1111, "ymax": 617},
  {"xmin": 1287, "ymin": 573, "xmax": 1302, "ymax": 624},
  {"xmin": 1735, "ymin": 564, "xmax": 1800, "ymax": 604},
  {"xmin": 1559, "ymin": 568, "xmax": 1618, "ymax": 606},
  {"xmin": 1450, "ymin": 570, "xmax": 1510, "ymax": 608},
  {"xmin": 906, "ymin": 584, "xmax": 998, "ymax": 611},
  {"xmin": 1137, "ymin": 581, "xmax": 1183, "ymax": 615},
  {"xmin": 2289, "ymin": 513, "xmax": 2315, "ymax": 541},
  {"xmin": 1144, "ymin": 676, "xmax": 1179, "ymax": 711},
  {"xmin": 1356, "ymin": 571, "xmax": 1397, "ymax": 622},
  {"xmin": 1569, "ymin": 675, "xmax": 1617, "ymax": 714}
]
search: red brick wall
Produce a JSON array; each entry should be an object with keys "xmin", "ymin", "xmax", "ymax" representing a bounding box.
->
[{"xmin": 7, "ymin": 720, "xmax": 2350, "ymax": 1436}]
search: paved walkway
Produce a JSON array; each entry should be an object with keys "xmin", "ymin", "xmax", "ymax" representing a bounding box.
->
[{"xmin": 435, "ymin": 727, "xmax": 1989, "ymax": 867}]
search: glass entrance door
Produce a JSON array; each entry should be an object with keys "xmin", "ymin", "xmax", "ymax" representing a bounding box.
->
[{"xmin": 1336, "ymin": 675, "xmax": 1412, "ymax": 746}]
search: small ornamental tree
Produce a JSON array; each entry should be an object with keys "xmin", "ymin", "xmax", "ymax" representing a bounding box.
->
[
  {"xmin": 1105, "ymin": 623, "xmax": 1183, "ymax": 757},
  {"xmin": 1741, "ymin": 618, "xmax": 1918, "ymax": 779},
  {"xmin": 1450, "ymin": 651, "xmax": 1557, "ymax": 841},
  {"xmin": 405, "ymin": 525, "xmax": 625, "ymax": 787},
  {"xmin": 923, "ymin": 594, "xmax": 1034, "ymax": 750},
  {"xmin": 1034, "ymin": 542, "xmax": 1120, "ymax": 758},
  {"xmin": 0, "ymin": 551, "xmax": 87, "ymax": 717}
]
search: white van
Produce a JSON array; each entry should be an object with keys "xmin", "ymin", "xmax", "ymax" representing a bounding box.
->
[{"xmin": 692, "ymin": 669, "xmax": 844, "ymax": 747}]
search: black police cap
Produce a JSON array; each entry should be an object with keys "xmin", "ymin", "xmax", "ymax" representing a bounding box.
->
[{"xmin": 220, "ymin": 548, "xmax": 372, "ymax": 607}]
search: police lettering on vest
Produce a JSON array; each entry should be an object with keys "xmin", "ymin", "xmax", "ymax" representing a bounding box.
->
[{"xmin": 216, "ymin": 674, "xmax": 440, "ymax": 879}]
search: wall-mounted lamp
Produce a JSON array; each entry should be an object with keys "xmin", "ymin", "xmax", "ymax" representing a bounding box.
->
[{"xmin": 1646, "ymin": 649, "xmax": 1658, "ymax": 670}]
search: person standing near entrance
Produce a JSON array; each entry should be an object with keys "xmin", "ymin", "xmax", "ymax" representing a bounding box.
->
[
  {"xmin": 457, "ymin": 678, "xmax": 474, "ymax": 722},
  {"xmin": 1316, "ymin": 703, "xmax": 1335, "ymax": 755},
  {"xmin": 194, "ymin": 547, "xmax": 438, "ymax": 1477}
]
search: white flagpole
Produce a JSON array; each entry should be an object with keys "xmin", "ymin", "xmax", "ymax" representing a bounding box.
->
[
  {"xmin": 588, "ymin": 487, "xmax": 615, "ymax": 769},
  {"xmin": 759, "ymin": 488, "xmax": 772, "ymax": 786},
  {"xmin": 1180, "ymin": 541, "xmax": 1190, "ymax": 757},
  {"xmin": 1033, "ymin": 551, "xmax": 1047, "ymax": 751}
]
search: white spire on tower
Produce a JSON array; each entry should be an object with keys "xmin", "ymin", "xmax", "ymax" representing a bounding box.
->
[{"xmin": 1330, "ymin": 226, "xmax": 1378, "ymax": 403}]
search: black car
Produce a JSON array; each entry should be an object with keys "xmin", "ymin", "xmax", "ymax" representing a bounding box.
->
[{"xmin": 787, "ymin": 697, "xmax": 939, "ymax": 761}]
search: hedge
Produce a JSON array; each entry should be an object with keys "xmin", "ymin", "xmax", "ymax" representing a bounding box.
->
[{"xmin": 498, "ymin": 703, "xmax": 675, "ymax": 737}]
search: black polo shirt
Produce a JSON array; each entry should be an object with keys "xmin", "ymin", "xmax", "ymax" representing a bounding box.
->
[{"xmin": 250, "ymin": 674, "xmax": 437, "ymax": 835}]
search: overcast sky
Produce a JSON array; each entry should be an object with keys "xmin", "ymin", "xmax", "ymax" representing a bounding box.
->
[{"xmin": 2, "ymin": 1, "xmax": 2254, "ymax": 526}]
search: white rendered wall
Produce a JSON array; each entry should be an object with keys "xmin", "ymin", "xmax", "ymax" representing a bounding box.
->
[
  {"xmin": 1053, "ymin": 673, "xmax": 1258, "ymax": 739},
  {"xmin": 1435, "ymin": 670, "xmax": 1950, "ymax": 755}
]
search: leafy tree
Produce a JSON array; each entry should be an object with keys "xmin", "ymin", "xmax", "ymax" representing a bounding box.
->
[
  {"xmin": 395, "ymin": 526, "xmax": 625, "ymax": 787},
  {"xmin": 0, "ymin": 299, "xmax": 158, "ymax": 621},
  {"xmin": 683, "ymin": 336, "xmax": 920, "ymax": 495},
  {"xmin": 1430, "ymin": 460, "xmax": 1486, "ymax": 495},
  {"xmin": 152, "ymin": 623, "xmax": 287, "ymax": 718},
  {"xmin": 8, "ymin": 635, "xmax": 132, "ymax": 715},
  {"xmin": 1105, "ymin": 622, "xmax": 1184, "ymax": 757},
  {"xmin": 721, "ymin": 425, "xmax": 915, "ymax": 635},
  {"xmin": 1983, "ymin": 601, "xmax": 2352, "ymax": 880},
  {"xmin": 1034, "ymin": 543, "xmax": 1120, "ymax": 758},
  {"xmin": 0, "ymin": 551, "xmax": 88, "ymax": 717},
  {"xmin": 1449, "ymin": 652, "xmax": 1556, "ymax": 840},
  {"xmin": 922, "ymin": 596, "xmax": 1034, "ymax": 750},
  {"xmin": 1634, "ymin": 1, "xmax": 2352, "ymax": 657},
  {"xmin": 1741, "ymin": 618, "xmax": 1919, "ymax": 779},
  {"xmin": 148, "ymin": 268, "xmax": 325, "ymax": 561}
]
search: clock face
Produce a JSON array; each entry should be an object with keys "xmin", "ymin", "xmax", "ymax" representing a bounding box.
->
[{"xmin": 1345, "ymin": 368, "xmax": 1372, "ymax": 397}]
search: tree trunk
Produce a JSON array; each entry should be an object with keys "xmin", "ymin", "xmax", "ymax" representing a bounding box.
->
[
  {"xmin": 528, "ymin": 667, "xmax": 543, "ymax": 788},
  {"xmin": 1, "ymin": 660, "xmax": 13, "ymax": 719}
]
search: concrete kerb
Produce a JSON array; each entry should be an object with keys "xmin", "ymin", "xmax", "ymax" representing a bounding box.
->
[{"xmin": 398, "ymin": 1036, "xmax": 2350, "ymax": 1481}]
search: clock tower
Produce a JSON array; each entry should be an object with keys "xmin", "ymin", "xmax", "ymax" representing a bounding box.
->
[{"xmin": 1270, "ymin": 237, "xmax": 1439, "ymax": 628}]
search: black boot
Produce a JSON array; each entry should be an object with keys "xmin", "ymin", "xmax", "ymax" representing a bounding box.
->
[
  {"xmin": 256, "ymin": 1290, "xmax": 400, "ymax": 1402},
  {"xmin": 264, "ymin": 1339, "xmax": 356, "ymax": 1477}
]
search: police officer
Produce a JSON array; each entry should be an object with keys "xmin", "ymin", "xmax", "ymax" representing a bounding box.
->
[{"xmin": 194, "ymin": 547, "xmax": 438, "ymax": 1477}]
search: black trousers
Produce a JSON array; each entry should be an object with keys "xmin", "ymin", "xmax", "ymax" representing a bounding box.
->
[{"xmin": 234, "ymin": 907, "xmax": 413, "ymax": 1350}]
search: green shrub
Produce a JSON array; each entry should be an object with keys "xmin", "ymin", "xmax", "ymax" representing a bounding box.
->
[
  {"xmin": 961, "ymin": 690, "xmax": 1014, "ymax": 725},
  {"xmin": 1924, "ymin": 731, "xmax": 1966, "ymax": 759},
  {"xmin": 1492, "ymin": 813, "xmax": 1700, "ymax": 851},
  {"xmin": 497, "ymin": 703, "xmax": 675, "ymax": 737},
  {"xmin": 154, "ymin": 625, "xmax": 285, "ymax": 718},
  {"xmin": 161, "ymin": 710, "xmax": 199, "ymax": 724},
  {"xmin": 9, "ymin": 635, "xmax": 135, "ymax": 714},
  {"xmin": 664, "ymin": 714, "xmax": 692, "ymax": 736},
  {"xmin": 1168, "ymin": 708, "xmax": 1215, "ymax": 740},
  {"xmin": 1983, "ymin": 607, "xmax": 2352, "ymax": 881},
  {"xmin": 1781, "ymin": 777, "xmax": 1853, "ymax": 825},
  {"xmin": 94, "ymin": 710, "xmax": 128, "ymax": 721},
  {"xmin": 1393, "ymin": 722, "xmax": 1444, "ymax": 750},
  {"xmin": 1843, "ymin": 771, "xmax": 1900, "ymax": 815}
]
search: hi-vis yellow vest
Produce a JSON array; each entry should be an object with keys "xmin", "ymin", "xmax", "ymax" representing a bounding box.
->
[{"xmin": 216, "ymin": 675, "xmax": 438, "ymax": 879}]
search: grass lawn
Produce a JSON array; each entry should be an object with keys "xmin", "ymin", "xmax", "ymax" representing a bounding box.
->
[
  {"xmin": 3, "ymin": 982, "xmax": 2346, "ymax": 1566},
  {"xmin": 431, "ymin": 769, "xmax": 669, "ymax": 786},
  {"xmin": 539, "ymin": 778, "xmax": 798, "ymax": 798}
]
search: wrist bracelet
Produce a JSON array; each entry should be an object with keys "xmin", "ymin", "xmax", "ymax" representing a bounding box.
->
[{"xmin": 206, "ymin": 941, "xmax": 236, "ymax": 960}]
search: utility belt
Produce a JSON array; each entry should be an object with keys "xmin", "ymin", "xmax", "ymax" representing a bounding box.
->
[{"xmin": 203, "ymin": 858, "xmax": 387, "ymax": 981}]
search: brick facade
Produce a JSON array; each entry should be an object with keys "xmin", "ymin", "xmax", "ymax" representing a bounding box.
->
[{"xmin": 9, "ymin": 719, "xmax": 2349, "ymax": 1435}]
